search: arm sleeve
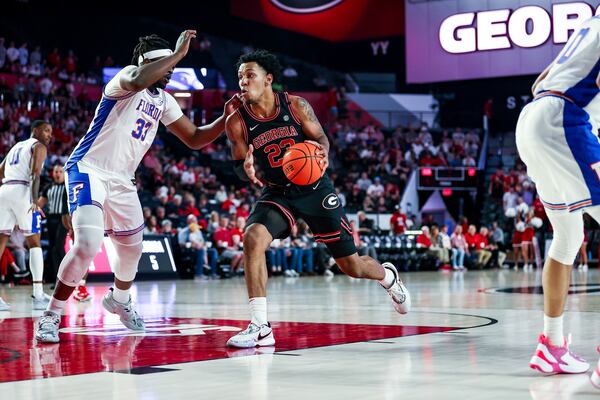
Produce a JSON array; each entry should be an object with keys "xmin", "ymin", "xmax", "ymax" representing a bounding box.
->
[
  {"xmin": 161, "ymin": 92, "xmax": 184, "ymax": 126},
  {"xmin": 103, "ymin": 65, "xmax": 137, "ymax": 99}
]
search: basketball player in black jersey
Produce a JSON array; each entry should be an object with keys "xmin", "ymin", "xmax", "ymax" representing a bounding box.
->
[{"xmin": 225, "ymin": 50, "xmax": 411, "ymax": 348}]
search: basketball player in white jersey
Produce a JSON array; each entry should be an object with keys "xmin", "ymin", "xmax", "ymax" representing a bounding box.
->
[
  {"xmin": 36, "ymin": 29, "xmax": 241, "ymax": 343},
  {"xmin": 516, "ymin": 16, "xmax": 600, "ymax": 382},
  {"xmin": 0, "ymin": 121, "xmax": 53, "ymax": 311}
]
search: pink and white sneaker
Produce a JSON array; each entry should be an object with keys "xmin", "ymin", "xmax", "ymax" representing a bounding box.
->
[
  {"xmin": 530, "ymin": 334, "xmax": 589, "ymax": 374},
  {"xmin": 591, "ymin": 347, "xmax": 600, "ymax": 389}
]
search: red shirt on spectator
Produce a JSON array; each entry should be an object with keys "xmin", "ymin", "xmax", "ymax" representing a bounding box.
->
[
  {"xmin": 473, "ymin": 234, "xmax": 489, "ymax": 250},
  {"xmin": 231, "ymin": 227, "xmax": 244, "ymax": 241},
  {"xmin": 416, "ymin": 234, "xmax": 431, "ymax": 248},
  {"xmin": 236, "ymin": 207, "xmax": 250, "ymax": 219},
  {"xmin": 213, "ymin": 227, "xmax": 233, "ymax": 247},
  {"xmin": 464, "ymin": 232, "xmax": 477, "ymax": 249},
  {"xmin": 178, "ymin": 204, "xmax": 201, "ymax": 218},
  {"xmin": 504, "ymin": 171, "xmax": 518, "ymax": 190},
  {"xmin": 390, "ymin": 211, "xmax": 407, "ymax": 235},
  {"xmin": 221, "ymin": 199, "xmax": 235, "ymax": 212}
]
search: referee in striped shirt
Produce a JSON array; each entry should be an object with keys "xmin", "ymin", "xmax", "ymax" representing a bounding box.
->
[{"xmin": 38, "ymin": 164, "xmax": 68, "ymax": 283}]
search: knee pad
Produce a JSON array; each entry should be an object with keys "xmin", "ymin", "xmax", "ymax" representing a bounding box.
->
[
  {"xmin": 110, "ymin": 232, "xmax": 143, "ymax": 282},
  {"xmin": 547, "ymin": 211, "xmax": 584, "ymax": 265},
  {"xmin": 57, "ymin": 225, "xmax": 104, "ymax": 286}
]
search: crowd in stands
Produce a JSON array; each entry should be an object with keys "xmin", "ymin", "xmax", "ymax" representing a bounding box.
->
[{"xmin": 0, "ymin": 36, "xmax": 113, "ymax": 85}]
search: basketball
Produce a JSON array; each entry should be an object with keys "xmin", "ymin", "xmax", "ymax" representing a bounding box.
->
[{"xmin": 282, "ymin": 142, "xmax": 324, "ymax": 186}]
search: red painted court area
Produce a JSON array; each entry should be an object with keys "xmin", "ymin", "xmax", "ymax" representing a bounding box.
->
[{"xmin": 0, "ymin": 317, "xmax": 458, "ymax": 383}]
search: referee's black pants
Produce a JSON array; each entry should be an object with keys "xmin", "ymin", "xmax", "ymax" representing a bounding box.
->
[{"xmin": 45, "ymin": 215, "xmax": 67, "ymax": 283}]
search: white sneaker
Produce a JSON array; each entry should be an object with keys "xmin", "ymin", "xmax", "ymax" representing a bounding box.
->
[
  {"xmin": 380, "ymin": 263, "xmax": 411, "ymax": 314},
  {"xmin": 227, "ymin": 322, "xmax": 275, "ymax": 348},
  {"xmin": 324, "ymin": 269, "xmax": 334, "ymax": 277},
  {"xmin": 284, "ymin": 269, "xmax": 294, "ymax": 277},
  {"xmin": 102, "ymin": 288, "xmax": 145, "ymax": 331},
  {"xmin": 35, "ymin": 311, "xmax": 61, "ymax": 343},
  {"xmin": 0, "ymin": 297, "xmax": 9, "ymax": 311},
  {"xmin": 32, "ymin": 293, "xmax": 51, "ymax": 311}
]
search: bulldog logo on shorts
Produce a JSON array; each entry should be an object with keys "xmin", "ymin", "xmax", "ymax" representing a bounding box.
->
[{"xmin": 322, "ymin": 193, "xmax": 340, "ymax": 210}]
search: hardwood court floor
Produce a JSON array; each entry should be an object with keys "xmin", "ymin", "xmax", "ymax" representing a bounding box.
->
[{"xmin": 0, "ymin": 268, "xmax": 599, "ymax": 399}]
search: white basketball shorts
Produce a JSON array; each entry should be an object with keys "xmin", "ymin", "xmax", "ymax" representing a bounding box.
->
[
  {"xmin": 0, "ymin": 182, "xmax": 42, "ymax": 236},
  {"xmin": 516, "ymin": 94, "xmax": 600, "ymax": 213},
  {"xmin": 65, "ymin": 161, "xmax": 144, "ymax": 236}
]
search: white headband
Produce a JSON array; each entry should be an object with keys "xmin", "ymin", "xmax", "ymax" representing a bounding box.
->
[{"xmin": 138, "ymin": 49, "xmax": 173, "ymax": 66}]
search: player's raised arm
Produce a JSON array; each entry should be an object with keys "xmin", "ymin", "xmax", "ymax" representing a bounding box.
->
[
  {"xmin": 167, "ymin": 94, "xmax": 242, "ymax": 150},
  {"xmin": 290, "ymin": 95, "xmax": 329, "ymax": 171},
  {"xmin": 120, "ymin": 30, "xmax": 196, "ymax": 92}
]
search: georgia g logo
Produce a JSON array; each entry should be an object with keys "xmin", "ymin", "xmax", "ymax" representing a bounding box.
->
[
  {"xmin": 322, "ymin": 193, "xmax": 340, "ymax": 210},
  {"xmin": 271, "ymin": 0, "xmax": 343, "ymax": 14}
]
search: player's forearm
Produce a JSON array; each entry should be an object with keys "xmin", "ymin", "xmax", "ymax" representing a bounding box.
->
[
  {"xmin": 31, "ymin": 174, "xmax": 41, "ymax": 204},
  {"xmin": 129, "ymin": 54, "xmax": 184, "ymax": 91},
  {"xmin": 190, "ymin": 116, "xmax": 226, "ymax": 150}
]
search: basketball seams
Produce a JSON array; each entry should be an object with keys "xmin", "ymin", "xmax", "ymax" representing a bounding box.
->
[{"xmin": 288, "ymin": 157, "xmax": 308, "ymax": 182}]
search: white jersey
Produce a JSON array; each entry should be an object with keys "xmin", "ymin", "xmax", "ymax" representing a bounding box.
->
[
  {"xmin": 66, "ymin": 65, "xmax": 184, "ymax": 178},
  {"xmin": 536, "ymin": 17, "xmax": 600, "ymax": 123},
  {"xmin": 2, "ymin": 138, "xmax": 39, "ymax": 184}
]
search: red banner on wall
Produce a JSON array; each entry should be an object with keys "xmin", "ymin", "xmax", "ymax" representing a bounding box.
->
[{"xmin": 230, "ymin": 0, "xmax": 404, "ymax": 42}]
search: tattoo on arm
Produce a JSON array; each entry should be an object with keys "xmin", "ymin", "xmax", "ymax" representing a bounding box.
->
[{"xmin": 299, "ymin": 98, "xmax": 320, "ymax": 125}]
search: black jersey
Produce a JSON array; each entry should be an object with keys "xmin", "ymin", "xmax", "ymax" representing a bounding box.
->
[{"xmin": 237, "ymin": 92, "xmax": 308, "ymax": 186}]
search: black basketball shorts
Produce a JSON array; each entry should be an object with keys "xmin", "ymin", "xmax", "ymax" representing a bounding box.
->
[{"xmin": 245, "ymin": 178, "xmax": 357, "ymax": 258}]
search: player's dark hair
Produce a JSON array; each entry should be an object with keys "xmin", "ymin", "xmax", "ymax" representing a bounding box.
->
[
  {"xmin": 236, "ymin": 49, "xmax": 282, "ymax": 82},
  {"xmin": 31, "ymin": 120, "xmax": 48, "ymax": 131},
  {"xmin": 131, "ymin": 34, "xmax": 171, "ymax": 65}
]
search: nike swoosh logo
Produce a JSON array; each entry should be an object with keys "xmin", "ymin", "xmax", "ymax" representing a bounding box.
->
[
  {"xmin": 313, "ymin": 181, "xmax": 320, "ymax": 190},
  {"xmin": 257, "ymin": 330, "xmax": 271, "ymax": 341},
  {"xmin": 250, "ymin": 125, "xmax": 259, "ymax": 131}
]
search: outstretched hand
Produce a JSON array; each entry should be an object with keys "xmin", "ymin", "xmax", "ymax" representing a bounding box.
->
[
  {"xmin": 174, "ymin": 29, "xmax": 197, "ymax": 58},
  {"xmin": 224, "ymin": 94, "xmax": 242, "ymax": 117},
  {"xmin": 244, "ymin": 144, "xmax": 263, "ymax": 187}
]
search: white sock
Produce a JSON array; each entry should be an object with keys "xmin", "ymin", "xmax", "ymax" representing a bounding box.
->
[
  {"xmin": 78, "ymin": 279, "xmax": 86, "ymax": 288},
  {"xmin": 112, "ymin": 287, "xmax": 130, "ymax": 304},
  {"xmin": 544, "ymin": 314, "xmax": 564, "ymax": 345},
  {"xmin": 379, "ymin": 267, "xmax": 396, "ymax": 289},
  {"xmin": 30, "ymin": 247, "xmax": 44, "ymax": 298},
  {"xmin": 249, "ymin": 297, "xmax": 267, "ymax": 326},
  {"xmin": 46, "ymin": 297, "xmax": 67, "ymax": 316}
]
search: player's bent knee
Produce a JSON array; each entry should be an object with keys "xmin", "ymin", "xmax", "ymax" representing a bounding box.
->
[
  {"xmin": 243, "ymin": 224, "xmax": 271, "ymax": 253},
  {"xmin": 74, "ymin": 228, "xmax": 105, "ymax": 258},
  {"xmin": 111, "ymin": 233, "xmax": 143, "ymax": 282},
  {"xmin": 58, "ymin": 227, "xmax": 104, "ymax": 286}
]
